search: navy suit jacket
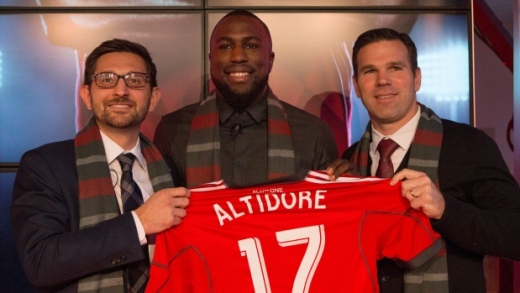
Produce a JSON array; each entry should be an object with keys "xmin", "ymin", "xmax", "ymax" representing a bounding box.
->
[
  {"xmin": 344, "ymin": 119, "xmax": 520, "ymax": 292},
  {"xmin": 11, "ymin": 140, "xmax": 147, "ymax": 293}
]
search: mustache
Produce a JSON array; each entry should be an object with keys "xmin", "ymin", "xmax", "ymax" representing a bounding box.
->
[{"xmin": 104, "ymin": 96, "xmax": 135, "ymax": 105}]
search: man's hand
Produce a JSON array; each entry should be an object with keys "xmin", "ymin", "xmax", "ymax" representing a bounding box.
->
[
  {"xmin": 135, "ymin": 187, "xmax": 190, "ymax": 235},
  {"xmin": 390, "ymin": 168, "xmax": 445, "ymax": 219},
  {"xmin": 326, "ymin": 159, "xmax": 360, "ymax": 181}
]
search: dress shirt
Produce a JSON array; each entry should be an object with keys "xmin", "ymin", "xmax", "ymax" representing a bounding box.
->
[
  {"xmin": 217, "ymin": 97, "xmax": 269, "ymax": 186},
  {"xmin": 370, "ymin": 107, "xmax": 421, "ymax": 176},
  {"xmin": 100, "ymin": 131, "xmax": 152, "ymax": 246}
]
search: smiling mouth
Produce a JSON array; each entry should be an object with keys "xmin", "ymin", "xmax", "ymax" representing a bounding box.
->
[
  {"xmin": 227, "ymin": 71, "xmax": 251, "ymax": 83},
  {"xmin": 229, "ymin": 72, "xmax": 249, "ymax": 77},
  {"xmin": 376, "ymin": 94, "xmax": 396, "ymax": 99},
  {"xmin": 108, "ymin": 103, "xmax": 134, "ymax": 111}
]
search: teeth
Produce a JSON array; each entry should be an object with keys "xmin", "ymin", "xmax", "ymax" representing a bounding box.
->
[{"xmin": 230, "ymin": 72, "xmax": 249, "ymax": 77}]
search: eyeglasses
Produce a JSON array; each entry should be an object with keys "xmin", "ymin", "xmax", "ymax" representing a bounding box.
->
[{"xmin": 91, "ymin": 72, "xmax": 150, "ymax": 89}]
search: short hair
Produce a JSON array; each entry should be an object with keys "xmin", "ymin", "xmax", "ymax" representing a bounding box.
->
[
  {"xmin": 83, "ymin": 39, "xmax": 158, "ymax": 88},
  {"xmin": 352, "ymin": 28, "xmax": 418, "ymax": 78},
  {"xmin": 211, "ymin": 9, "xmax": 272, "ymax": 50}
]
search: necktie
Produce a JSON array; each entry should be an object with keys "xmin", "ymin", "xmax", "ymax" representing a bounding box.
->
[
  {"xmin": 117, "ymin": 153, "xmax": 149, "ymax": 293},
  {"xmin": 375, "ymin": 138, "xmax": 399, "ymax": 178}
]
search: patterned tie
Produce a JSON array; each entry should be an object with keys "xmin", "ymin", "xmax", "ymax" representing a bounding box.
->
[
  {"xmin": 117, "ymin": 153, "xmax": 149, "ymax": 293},
  {"xmin": 375, "ymin": 138, "xmax": 399, "ymax": 178}
]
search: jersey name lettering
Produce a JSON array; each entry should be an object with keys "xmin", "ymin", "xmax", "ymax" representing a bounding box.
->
[{"xmin": 214, "ymin": 190, "xmax": 327, "ymax": 226}]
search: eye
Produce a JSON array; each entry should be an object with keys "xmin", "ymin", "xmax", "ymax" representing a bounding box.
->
[
  {"xmin": 244, "ymin": 43, "xmax": 259, "ymax": 49},
  {"xmin": 218, "ymin": 44, "xmax": 232, "ymax": 50},
  {"xmin": 125, "ymin": 73, "xmax": 148, "ymax": 87},
  {"xmin": 98, "ymin": 73, "xmax": 116, "ymax": 83}
]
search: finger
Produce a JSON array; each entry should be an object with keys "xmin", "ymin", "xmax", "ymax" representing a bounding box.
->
[
  {"xmin": 170, "ymin": 187, "xmax": 190, "ymax": 198},
  {"xmin": 390, "ymin": 168, "xmax": 423, "ymax": 185},
  {"xmin": 410, "ymin": 190, "xmax": 420, "ymax": 199},
  {"xmin": 328, "ymin": 159, "xmax": 356, "ymax": 177},
  {"xmin": 390, "ymin": 171, "xmax": 407, "ymax": 185},
  {"xmin": 326, "ymin": 159, "xmax": 345, "ymax": 174},
  {"xmin": 172, "ymin": 216, "xmax": 182, "ymax": 226},
  {"xmin": 173, "ymin": 197, "xmax": 190, "ymax": 208},
  {"xmin": 174, "ymin": 208, "xmax": 187, "ymax": 219}
]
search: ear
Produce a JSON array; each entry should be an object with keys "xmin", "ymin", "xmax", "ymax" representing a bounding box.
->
[
  {"xmin": 147, "ymin": 87, "xmax": 162, "ymax": 112},
  {"xmin": 79, "ymin": 85, "xmax": 93, "ymax": 110},
  {"xmin": 352, "ymin": 76, "xmax": 361, "ymax": 98},
  {"xmin": 414, "ymin": 67, "xmax": 422, "ymax": 92},
  {"xmin": 268, "ymin": 51, "xmax": 275, "ymax": 73}
]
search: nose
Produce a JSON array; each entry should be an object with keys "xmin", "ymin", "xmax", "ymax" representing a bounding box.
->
[
  {"xmin": 113, "ymin": 77, "xmax": 130, "ymax": 95},
  {"xmin": 230, "ymin": 46, "xmax": 247, "ymax": 63},
  {"xmin": 377, "ymin": 71, "xmax": 391, "ymax": 86}
]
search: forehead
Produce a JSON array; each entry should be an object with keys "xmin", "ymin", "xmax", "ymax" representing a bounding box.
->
[
  {"xmin": 357, "ymin": 40, "xmax": 410, "ymax": 66},
  {"xmin": 210, "ymin": 15, "xmax": 270, "ymax": 44},
  {"xmin": 94, "ymin": 52, "xmax": 147, "ymax": 72}
]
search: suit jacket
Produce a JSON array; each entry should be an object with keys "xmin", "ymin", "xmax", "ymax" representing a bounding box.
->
[
  {"xmin": 10, "ymin": 140, "xmax": 146, "ymax": 293},
  {"xmin": 343, "ymin": 119, "xmax": 520, "ymax": 292}
]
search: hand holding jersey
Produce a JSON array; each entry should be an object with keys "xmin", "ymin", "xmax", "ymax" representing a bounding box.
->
[
  {"xmin": 327, "ymin": 163, "xmax": 446, "ymax": 219},
  {"xmin": 135, "ymin": 187, "xmax": 190, "ymax": 234},
  {"xmin": 391, "ymin": 168, "xmax": 446, "ymax": 219}
]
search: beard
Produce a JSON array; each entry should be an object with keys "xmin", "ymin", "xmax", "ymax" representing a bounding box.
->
[
  {"xmin": 91, "ymin": 96, "xmax": 150, "ymax": 129},
  {"xmin": 212, "ymin": 75, "xmax": 269, "ymax": 111}
]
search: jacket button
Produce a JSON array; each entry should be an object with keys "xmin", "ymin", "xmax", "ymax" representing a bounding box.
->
[
  {"xmin": 111, "ymin": 258, "xmax": 121, "ymax": 265},
  {"xmin": 381, "ymin": 276, "xmax": 389, "ymax": 282}
]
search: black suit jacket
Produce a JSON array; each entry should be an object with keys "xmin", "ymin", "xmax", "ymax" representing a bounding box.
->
[
  {"xmin": 343, "ymin": 119, "xmax": 520, "ymax": 292},
  {"xmin": 10, "ymin": 140, "xmax": 147, "ymax": 293}
]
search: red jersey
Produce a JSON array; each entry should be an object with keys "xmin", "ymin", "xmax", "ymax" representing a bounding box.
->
[{"xmin": 146, "ymin": 171, "xmax": 442, "ymax": 293}]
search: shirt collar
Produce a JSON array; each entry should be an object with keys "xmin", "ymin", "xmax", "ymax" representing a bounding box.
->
[
  {"xmin": 217, "ymin": 94, "xmax": 268, "ymax": 125},
  {"xmin": 370, "ymin": 106, "xmax": 421, "ymax": 153},
  {"xmin": 100, "ymin": 131, "xmax": 146, "ymax": 169}
]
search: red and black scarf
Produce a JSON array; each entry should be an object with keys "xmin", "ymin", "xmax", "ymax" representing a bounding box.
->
[
  {"xmin": 351, "ymin": 103, "xmax": 442, "ymax": 185},
  {"xmin": 351, "ymin": 103, "xmax": 448, "ymax": 292},
  {"xmin": 75, "ymin": 117, "xmax": 174, "ymax": 292}
]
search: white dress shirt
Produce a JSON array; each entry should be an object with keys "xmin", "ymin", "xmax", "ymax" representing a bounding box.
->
[
  {"xmin": 100, "ymin": 131, "xmax": 153, "ymax": 246},
  {"xmin": 370, "ymin": 107, "xmax": 421, "ymax": 176}
]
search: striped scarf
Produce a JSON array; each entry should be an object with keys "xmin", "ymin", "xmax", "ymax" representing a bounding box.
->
[
  {"xmin": 75, "ymin": 117, "xmax": 174, "ymax": 293},
  {"xmin": 351, "ymin": 103, "xmax": 449, "ymax": 292},
  {"xmin": 185, "ymin": 89, "xmax": 296, "ymax": 188}
]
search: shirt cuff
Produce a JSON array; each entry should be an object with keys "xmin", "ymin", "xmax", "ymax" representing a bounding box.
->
[{"xmin": 131, "ymin": 211, "xmax": 148, "ymax": 245}]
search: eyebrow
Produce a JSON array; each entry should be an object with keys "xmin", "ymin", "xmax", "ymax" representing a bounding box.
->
[
  {"xmin": 387, "ymin": 61, "xmax": 407, "ymax": 67},
  {"xmin": 358, "ymin": 61, "xmax": 408, "ymax": 72},
  {"xmin": 215, "ymin": 35, "xmax": 262, "ymax": 44}
]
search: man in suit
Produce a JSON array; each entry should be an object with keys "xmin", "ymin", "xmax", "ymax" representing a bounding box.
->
[
  {"xmin": 153, "ymin": 10, "xmax": 338, "ymax": 188},
  {"xmin": 327, "ymin": 28, "xmax": 520, "ymax": 292},
  {"xmin": 10, "ymin": 39, "xmax": 189, "ymax": 293}
]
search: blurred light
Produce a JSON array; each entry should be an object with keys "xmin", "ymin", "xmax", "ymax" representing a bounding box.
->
[
  {"xmin": 418, "ymin": 41, "xmax": 469, "ymax": 103},
  {"xmin": 0, "ymin": 50, "xmax": 3, "ymax": 88}
]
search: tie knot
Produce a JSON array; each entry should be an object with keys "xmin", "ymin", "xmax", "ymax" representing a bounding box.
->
[
  {"xmin": 377, "ymin": 138, "xmax": 399, "ymax": 158},
  {"xmin": 117, "ymin": 153, "xmax": 136, "ymax": 173}
]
